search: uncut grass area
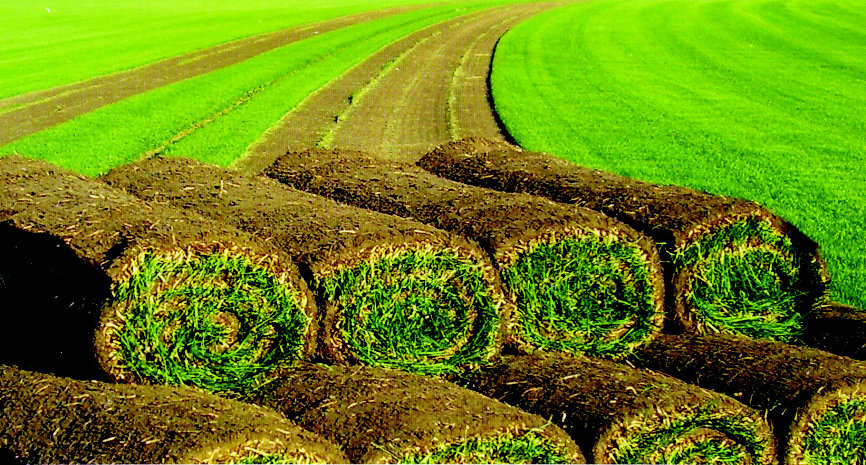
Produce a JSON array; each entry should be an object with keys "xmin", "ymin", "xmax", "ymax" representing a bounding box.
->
[{"xmin": 490, "ymin": 0, "xmax": 866, "ymax": 308}]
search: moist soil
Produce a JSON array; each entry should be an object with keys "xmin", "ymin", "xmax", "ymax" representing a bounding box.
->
[{"xmin": 802, "ymin": 302, "xmax": 866, "ymax": 360}]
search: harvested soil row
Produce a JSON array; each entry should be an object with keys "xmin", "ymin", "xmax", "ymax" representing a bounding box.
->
[
  {"xmin": 420, "ymin": 138, "xmax": 830, "ymax": 343},
  {"xmin": 0, "ymin": 5, "xmax": 428, "ymax": 146},
  {"xmin": 631, "ymin": 333, "xmax": 866, "ymax": 464},
  {"xmin": 0, "ymin": 156, "xmax": 314, "ymax": 393},
  {"xmin": 456, "ymin": 353, "xmax": 778, "ymax": 464},
  {"xmin": 0, "ymin": 365, "xmax": 346, "ymax": 464},
  {"xmin": 266, "ymin": 148, "xmax": 665, "ymax": 359},
  {"xmin": 245, "ymin": 363, "xmax": 585, "ymax": 463},
  {"xmin": 102, "ymin": 157, "xmax": 505, "ymax": 376},
  {"xmin": 801, "ymin": 302, "xmax": 866, "ymax": 361}
]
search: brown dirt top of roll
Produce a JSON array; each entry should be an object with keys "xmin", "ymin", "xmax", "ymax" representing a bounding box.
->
[
  {"xmin": 0, "ymin": 365, "xmax": 346, "ymax": 464},
  {"xmin": 802, "ymin": 302, "xmax": 866, "ymax": 360}
]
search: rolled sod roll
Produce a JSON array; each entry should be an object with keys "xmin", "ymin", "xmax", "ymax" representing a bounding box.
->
[
  {"xmin": 244, "ymin": 362, "xmax": 585, "ymax": 464},
  {"xmin": 0, "ymin": 156, "xmax": 313, "ymax": 393},
  {"xmin": 419, "ymin": 138, "xmax": 830, "ymax": 343},
  {"xmin": 801, "ymin": 302, "xmax": 866, "ymax": 361},
  {"xmin": 631, "ymin": 333, "xmax": 866, "ymax": 464},
  {"xmin": 263, "ymin": 148, "xmax": 665, "ymax": 359},
  {"xmin": 0, "ymin": 365, "xmax": 347, "ymax": 464},
  {"xmin": 102, "ymin": 157, "xmax": 503, "ymax": 375},
  {"xmin": 455, "ymin": 353, "xmax": 777, "ymax": 464}
]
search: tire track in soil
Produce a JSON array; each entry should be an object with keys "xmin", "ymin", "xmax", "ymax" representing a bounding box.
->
[
  {"xmin": 237, "ymin": 2, "xmax": 566, "ymax": 172},
  {"xmin": 0, "ymin": 5, "xmax": 428, "ymax": 146}
]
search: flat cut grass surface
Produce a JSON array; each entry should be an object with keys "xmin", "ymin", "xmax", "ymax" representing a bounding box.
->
[{"xmin": 490, "ymin": 0, "xmax": 866, "ymax": 308}]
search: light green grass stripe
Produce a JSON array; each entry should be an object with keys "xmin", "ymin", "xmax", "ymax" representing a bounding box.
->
[{"xmin": 490, "ymin": 0, "xmax": 866, "ymax": 309}]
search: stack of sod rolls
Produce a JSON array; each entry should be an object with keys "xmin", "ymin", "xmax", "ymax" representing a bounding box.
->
[
  {"xmin": 801, "ymin": 302, "xmax": 866, "ymax": 361},
  {"xmin": 0, "ymin": 156, "xmax": 314, "ymax": 394},
  {"xmin": 632, "ymin": 333, "xmax": 866, "ymax": 464},
  {"xmin": 0, "ymin": 365, "xmax": 346, "ymax": 464},
  {"xmin": 419, "ymin": 138, "xmax": 829, "ymax": 343},
  {"xmin": 263, "ymin": 148, "xmax": 665, "ymax": 359},
  {"xmin": 102, "ymin": 157, "xmax": 503, "ymax": 376},
  {"xmin": 455, "ymin": 353, "xmax": 778, "ymax": 464},
  {"xmin": 244, "ymin": 363, "xmax": 585, "ymax": 463}
]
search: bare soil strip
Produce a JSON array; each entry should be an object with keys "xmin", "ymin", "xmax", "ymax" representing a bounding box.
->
[{"xmin": 0, "ymin": 5, "xmax": 425, "ymax": 146}]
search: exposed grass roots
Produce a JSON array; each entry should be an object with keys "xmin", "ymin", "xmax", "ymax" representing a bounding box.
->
[
  {"xmin": 502, "ymin": 234, "xmax": 659, "ymax": 357},
  {"xmin": 803, "ymin": 398, "xmax": 866, "ymax": 465},
  {"xmin": 396, "ymin": 430, "xmax": 572, "ymax": 464},
  {"xmin": 319, "ymin": 247, "xmax": 498, "ymax": 375},
  {"xmin": 112, "ymin": 248, "xmax": 307, "ymax": 394}
]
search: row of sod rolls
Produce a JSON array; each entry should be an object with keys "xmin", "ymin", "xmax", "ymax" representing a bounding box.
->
[
  {"xmin": 0, "ymin": 156, "xmax": 314, "ymax": 394},
  {"xmin": 631, "ymin": 333, "xmax": 866, "ymax": 464},
  {"xmin": 419, "ymin": 138, "xmax": 830, "ymax": 343},
  {"xmin": 102, "ymin": 157, "xmax": 503, "ymax": 375},
  {"xmin": 0, "ymin": 365, "xmax": 347, "ymax": 464},
  {"xmin": 263, "ymin": 148, "xmax": 665, "ymax": 358},
  {"xmin": 244, "ymin": 363, "xmax": 585, "ymax": 463}
]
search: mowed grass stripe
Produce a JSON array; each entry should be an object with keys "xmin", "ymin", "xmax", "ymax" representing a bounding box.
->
[
  {"xmin": 0, "ymin": 5, "xmax": 494, "ymax": 175},
  {"xmin": 490, "ymin": 0, "xmax": 866, "ymax": 307}
]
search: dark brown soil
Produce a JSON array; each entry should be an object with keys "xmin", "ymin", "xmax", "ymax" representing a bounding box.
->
[
  {"xmin": 246, "ymin": 363, "xmax": 585, "ymax": 463},
  {"xmin": 802, "ymin": 302, "xmax": 866, "ymax": 360},
  {"xmin": 0, "ymin": 365, "xmax": 346, "ymax": 464}
]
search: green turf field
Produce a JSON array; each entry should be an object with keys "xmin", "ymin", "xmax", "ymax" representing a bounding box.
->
[{"xmin": 490, "ymin": 0, "xmax": 866, "ymax": 308}]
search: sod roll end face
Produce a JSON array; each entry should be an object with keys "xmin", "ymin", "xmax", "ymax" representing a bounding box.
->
[
  {"xmin": 787, "ymin": 384, "xmax": 866, "ymax": 465},
  {"xmin": 97, "ymin": 242, "xmax": 310, "ymax": 394}
]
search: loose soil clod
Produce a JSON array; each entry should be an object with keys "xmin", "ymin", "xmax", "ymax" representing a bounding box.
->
[
  {"xmin": 0, "ymin": 156, "xmax": 313, "ymax": 393},
  {"xmin": 265, "ymin": 148, "xmax": 665, "ymax": 359},
  {"xmin": 0, "ymin": 365, "xmax": 347, "ymax": 464},
  {"xmin": 631, "ymin": 333, "xmax": 866, "ymax": 464},
  {"xmin": 102, "ymin": 156, "xmax": 504, "ymax": 375},
  {"xmin": 419, "ymin": 138, "xmax": 830, "ymax": 343}
]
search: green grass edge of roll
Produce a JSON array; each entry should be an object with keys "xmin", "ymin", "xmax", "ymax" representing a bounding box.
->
[
  {"xmin": 397, "ymin": 428, "xmax": 572, "ymax": 464},
  {"xmin": 793, "ymin": 388, "xmax": 866, "ymax": 465}
]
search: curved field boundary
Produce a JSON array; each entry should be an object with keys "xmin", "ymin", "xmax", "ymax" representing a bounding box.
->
[{"xmin": 0, "ymin": 5, "xmax": 426, "ymax": 146}]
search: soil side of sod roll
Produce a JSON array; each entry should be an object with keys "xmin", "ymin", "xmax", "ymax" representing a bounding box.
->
[
  {"xmin": 0, "ymin": 365, "xmax": 347, "ymax": 464},
  {"xmin": 264, "ymin": 148, "xmax": 666, "ymax": 359},
  {"xmin": 0, "ymin": 156, "xmax": 314, "ymax": 393},
  {"xmin": 801, "ymin": 302, "xmax": 866, "ymax": 361},
  {"xmin": 418, "ymin": 138, "xmax": 830, "ymax": 343},
  {"xmin": 631, "ymin": 333, "xmax": 866, "ymax": 464},
  {"xmin": 102, "ymin": 156, "xmax": 505, "ymax": 376},
  {"xmin": 245, "ymin": 363, "xmax": 585, "ymax": 464},
  {"xmin": 454, "ymin": 353, "xmax": 778, "ymax": 465}
]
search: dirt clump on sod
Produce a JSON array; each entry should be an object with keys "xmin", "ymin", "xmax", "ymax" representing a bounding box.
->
[
  {"xmin": 419, "ymin": 138, "xmax": 829, "ymax": 343},
  {"xmin": 801, "ymin": 302, "xmax": 866, "ymax": 361},
  {"xmin": 0, "ymin": 365, "xmax": 346, "ymax": 464},
  {"xmin": 631, "ymin": 333, "xmax": 866, "ymax": 464},
  {"xmin": 245, "ymin": 362, "xmax": 584, "ymax": 463},
  {"xmin": 0, "ymin": 156, "xmax": 313, "ymax": 393},
  {"xmin": 264, "ymin": 148, "xmax": 665, "ymax": 359},
  {"xmin": 455, "ymin": 353, "xmax": 777, "ymax": 464},
  {"xmin": 102, "ymin": 156, "xmax": 503, "ymax": 376}
]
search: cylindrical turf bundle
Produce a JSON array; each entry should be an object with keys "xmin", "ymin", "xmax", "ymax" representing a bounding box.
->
[
  {"xmin": 455, "ymin": 353, "xmax": 778, "ymax": 464},
  {"xmin": 801, "ymin": 302, "xmax": 866, "ymax": 361},
  {"xmin": 0, "ymin": 365, "xmax": 347, "ymax": 464},
  {"xmin": 418, "ymin": 138, "xmax": 829, "ymax": 343},
  {"xmin": 263, "ymin": 148, "xmax": 665, "ymax": 359},
  {"xmin": 245, "ymin": 362, "xmax": 585, "ymax": 464},
  {"xmin": 102, "ymin": 156, "xmax": 503, "ymax": 375},
  {"xmin": 0, "ymin": 156, "xmax": 314, "ymax": 393},
  {"xmin": 632, "ymin": 333, "xmax": 866, "ymax": 464}
]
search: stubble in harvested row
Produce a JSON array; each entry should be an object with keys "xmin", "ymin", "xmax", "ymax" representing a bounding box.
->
[
  {"xmin": 632, "ymin": 333, "xmax": 866, "ymax": 464},
  {"xmin": 102, "ymin": 157, "xmax": 502, "ymax": 375},
  {"xmin": 419, "ymin": 138, "xmax": 829, "ymax": 343},
  {"xmin": 801, "ymin": 302, "xmax": 866, "ymax": 361},
  {"xmin": 455, "ymin": 353, "xmax": 777, "ymax": 464},
  {"xmin": 245, "ymin": 363, "xmax": 585, "ymax": 464},
  {"xmin": 0, "ymin": 156, "xmax": 312, "ymax": 393},
  {"xmin": 0, "ymin": 365, "xmax": 346, "ymax": 464},
  {"xmin": 264, "ymin": 148, "xmax": 665, "ymax": 359}
]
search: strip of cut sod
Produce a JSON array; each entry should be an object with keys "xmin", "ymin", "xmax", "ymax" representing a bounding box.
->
[
  {"xmin": 0, "ymin": 156, "xmax": 313, "ymax": 394},
  {"xmin": 454, "ymin": 353, "xmax": 777, "ymax": 464},
  {"xmin": 263, "ymin": 148, "xmax": 665, "ymax": 359},
  {"xmin": 632, "ymin": 333, "xmax": 866, "ymax": 464},
  {"xmin": 0, "ymin": 365, "xmax": 346, "ymax": 464},
  {"xmin": 419, "ymin": 137, "xmax": 829, "ymax": 343},
  {"xmin": 801, "ymin": 302, "xmax": 866, "ymax": 361},
  {"xmin": 244, "ymin": 362, "xmax": 585, "ymax": 463},
  {"xmin": 102, "ymin": 156, "xmax": 502, "ymax": 376}
]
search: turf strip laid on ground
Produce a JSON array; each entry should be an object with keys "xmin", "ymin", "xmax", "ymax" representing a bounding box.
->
[
  {"xmin": 420, "ymin": 138, "xmax": 829, "ymax": 343},
  {"xmin": 0, "ymin": 156, "xmax": 313, "ymax": 393},
  {"xmin": 266, "ymin": 148, "xmax": 664, "ymax": 359},
  {"xmin": 0, "ymin": 365, "xmax": 346, "ymax": 464},
  {"xmin": 103, "ymin": 157, "xmax": 504, "ymax": 376}
]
